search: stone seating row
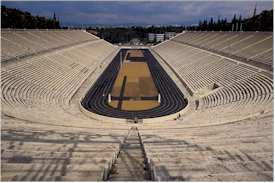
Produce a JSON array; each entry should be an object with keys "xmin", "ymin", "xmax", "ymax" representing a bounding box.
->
[
  {"xmin": 1, "ymin": 30, "xmax": 98, "ymax": 62},
  {"xmin": 172, "ymin": 31, "xmax": 273, "ymax": 67},
  {"xmin": 1, "ymin": 40, "xmax": 117, "ymax": 110},
  {"xmin": 1, "ymin": 115, "xmax": 129, "ymax": 181},
  {"xmin": 139, "ymin": 112, "xmax": 273, "ymax": 181}
]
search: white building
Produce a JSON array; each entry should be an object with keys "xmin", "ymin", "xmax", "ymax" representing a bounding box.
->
[
  {"xmin": 155, "ymin": 34, "xmax": 164, "ymax": 42},
  {"xmin": 148, "ymin": 33, "xmax": 155, "ymax": 42},
  {"xmin": 165, "ymin": 32, "xmax": 176, "ymax": 39}
]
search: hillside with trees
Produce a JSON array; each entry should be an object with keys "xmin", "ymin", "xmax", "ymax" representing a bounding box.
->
[
  {"xmin": 1, "ymin": 4, "xmax": 271, "ymax": 44},
  {"xmin": 243, "ymin": 9, "xmax": 273, "ymax": 31},
  {"xmin": 89, "ymin": 8, "xmax": 272, "ymax": 44},
  {"xmin": 193, "ymin": 9, "xmax": 273, "ymax": 31},
  {"xmin": 1, "ymin": 5, "xmax": 60, "ymax": 29}
]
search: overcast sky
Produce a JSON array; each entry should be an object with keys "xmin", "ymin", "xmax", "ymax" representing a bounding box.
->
[{"xmin": 2, "ymin": 1, "xmax": 273, "ymax": 26}]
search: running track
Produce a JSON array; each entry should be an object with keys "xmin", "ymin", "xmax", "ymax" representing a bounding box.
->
[{"xmin": 81, "ymin": 49, "xmax": 187, "ymax": 119}]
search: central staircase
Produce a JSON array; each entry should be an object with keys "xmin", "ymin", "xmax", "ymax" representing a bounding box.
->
[{"xmin": 107, "ymin": 127, "xmax": 151, "ymax": 181}]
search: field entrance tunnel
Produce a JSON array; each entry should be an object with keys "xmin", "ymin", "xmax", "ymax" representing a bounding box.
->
[{"xmin": 81, "ymin": 49, "xmax": 187, "ymax": 120}]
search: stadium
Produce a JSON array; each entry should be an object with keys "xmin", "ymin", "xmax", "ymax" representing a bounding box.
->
[{"xmin": 1, "ymin": 2, "xmax": 274, "ymax": 182}]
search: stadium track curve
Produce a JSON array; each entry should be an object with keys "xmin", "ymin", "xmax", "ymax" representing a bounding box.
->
[{"xmin": 81, "ymin": 49, "xmax": 187, "ymax": 119}]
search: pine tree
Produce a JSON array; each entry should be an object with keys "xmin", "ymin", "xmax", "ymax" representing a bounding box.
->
[
  {"xmin": 209, "ymin": 17, "xmax": 214, "ymax": 31},
  {"xmin": 231, "ymin": 14, "xmax": 237, "ymax": 31},
  {"xmin": 238, "ymin": 15, "xmax": 242, "ymax": 31},
  {"xmin": 253, "ymin": 3, "xmax": 257, "ymax": 17},
  {"xmin": 53, "ymin": 12, "xmax": 56, "ymax": 21}
]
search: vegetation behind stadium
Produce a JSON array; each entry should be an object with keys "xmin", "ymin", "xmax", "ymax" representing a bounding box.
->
[
  {"xmin": 1, "ymin": 5, "xmax": 272, "ymax": 44},
  {"xmin": 1, "ymin": 6, "xmax": 60, "ymax": 29}
]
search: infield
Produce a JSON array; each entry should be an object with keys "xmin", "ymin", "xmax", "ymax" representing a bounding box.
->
[{"xmin": 110, "ymin": 49, "xmax": 159, "ymax": 110}]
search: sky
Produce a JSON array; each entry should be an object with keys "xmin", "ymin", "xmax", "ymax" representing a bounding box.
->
[{"xmin": 1, "ymin": 1, "xmax": 273, "ymax": 27}]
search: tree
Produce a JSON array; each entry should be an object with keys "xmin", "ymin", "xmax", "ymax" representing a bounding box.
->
[
  {"xmin": 238, "ymin": 15, "xmax": 242, "ymax": 31},
  {"xmin": 209, "ymin": 17, "xmax": 214, "ymax": 30},
  {"xmin": 202, "ymin": 19, "xmax": 208, "ymax": 31},
  {"xmin": 231, "ymin": 14, "xmax": 237, "ymax": 31},
  {"xmin": 194, "ymin": 8, "xmax": 271, "ymax": 32},
  {"xmin": 1, "ymin": 5, "xmax": 61, "ymax": 29}
]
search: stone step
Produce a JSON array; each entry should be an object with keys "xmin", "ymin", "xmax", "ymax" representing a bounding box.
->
[
  {"xmin": 108, "ymin": 128, "xmax": 150, "ymax": 181},
  {"xmin": 2, "ymin": 163, "xmax": 108, "ymax": 173},
  {"xmin": 155, "ymin": 170, "xmax": 273, "ymax": 181},
  {"xmin": 107, "ymin": 176, "xmax": 146, "ymax": 181},
  {"xmin": 1, "ymin": 172, "xmax": 60, "ymax": 181},
  {"xmin": 108, "ymin": 169, "xmax": 146, "ymax": 177},
  {"xmin": 120, "ymin": 148, "xmax": 143, "ymax": 152},
  {"xmin": 118, "ymin": 152, "xmax": 144, "ymax": 158},
  {"xmin": 112, "ymin": 163, "xmax": 144, "ymax": 172},
  {"xmin": 59, "ymin": 171, "xmax": 104, "ymax": 181},
  {"xmin": 123, "ymin": 143, "xmax": 141, "ymax": 147},
  {"xmin": 115, "ymin": 156, "xmax": 144, "ymax": 165}
]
